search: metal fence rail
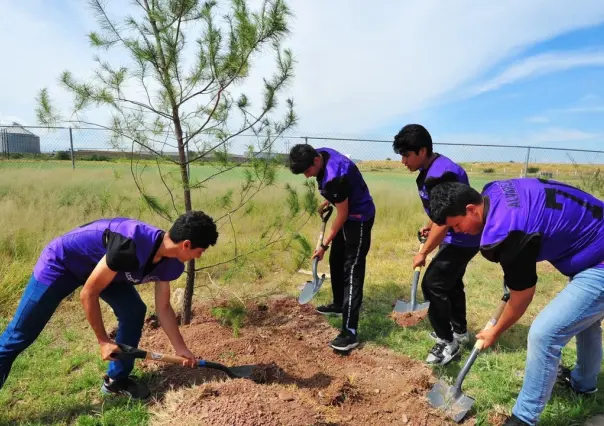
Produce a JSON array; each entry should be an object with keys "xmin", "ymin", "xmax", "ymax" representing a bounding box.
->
[{"xmin": 1, "ymin": 125, "xmax": 603, "ymax": 184}]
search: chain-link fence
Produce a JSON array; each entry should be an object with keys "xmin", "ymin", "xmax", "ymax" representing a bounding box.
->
[{"xmin": 1, "ymin": 125, "xmax": 603, "ymax": 189}]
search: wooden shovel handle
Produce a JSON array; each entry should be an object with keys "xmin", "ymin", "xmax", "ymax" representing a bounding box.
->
[
  {"xmin": 473, "ymin": 298, "xmax": 508, "ymax": 350},
  {"xmin": 145, "ymin": 351, "xmax": 190, "ymax": 365},
  {"xmin": 413, "ymin": 242, "xmax": 426, "ymax": 272}
]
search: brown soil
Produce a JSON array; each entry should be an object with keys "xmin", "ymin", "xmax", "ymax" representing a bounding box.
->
[
  {"xmin": 390, "ymin": 310, "xmax": 429, "ymax": 327},
  {"xmin": 138, "ymin": 297, "xmax": 474, "ymax": 426}
]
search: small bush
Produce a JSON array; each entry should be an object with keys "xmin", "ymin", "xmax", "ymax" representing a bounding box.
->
[
  {"xmin": 211, "ymin": 301, "xmax": 247, "ymax": 337},
  {"xmin": 82, "ymin": 154, "xmax": 111, "ymax": 162},
  {"xmin": 527, "ymin": 167, "xmax": 540, "ymax": 174},
  {"xmin": 55, "ymin": 151, "xmax": 71, "ymax": 160},
  {"xmin": 483, "ymin": 168, "xmax": 495, "ymax": 174}
]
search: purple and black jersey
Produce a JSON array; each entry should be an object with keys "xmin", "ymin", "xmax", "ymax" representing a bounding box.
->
[
  {"xmin": 316, "ymin": 148, "xmax": 375, "ymax": 221},
  {"xmin": 480, "ymin": 178, "xmax": 604, "ymax": 290},
  {"xmin": 418, "ymin": 154, "xmax": 480, "ymax": 247},
  {"xmin": 33, "ymin": 218, "xmax": 185, "ymax": 287}
]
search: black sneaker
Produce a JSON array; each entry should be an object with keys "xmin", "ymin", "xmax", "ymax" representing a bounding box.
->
[
  {"xmin": 503, "ymin": 414, "xmax": 530, "ymax": 426},
  {"xmin": 556, "ymin": 365, "xmax": 598, "ymax": 395},
  {"xmin": 101, "ymin": 375, "xmax": 151, "ymax": 400},
  {"xmin": 329, "ymin": 330, "xmax": 359, "ymax": 351},
  {"xmin": 316, "ymin": 303, "xmax": 343, "ymax": 315}
]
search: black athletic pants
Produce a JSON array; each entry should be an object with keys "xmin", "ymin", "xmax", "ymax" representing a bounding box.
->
[
  {"xmin": 329, "ymin": 217, "xmax": 374, "ymax": 332},
  {"xmin": 421, "ymin": 244, "xmax": 479, "ymax": 342}
]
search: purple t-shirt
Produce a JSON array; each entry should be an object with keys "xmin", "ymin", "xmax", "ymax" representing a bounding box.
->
[
  {"xmin": 480, "ymin": 178, "xmax": 604, "ymax": 290},
  {"xmin": 418, "ymin": 154, "xmax": 480, "ymax": 247},
  {"xmin": 33, "ymin": 218, "xmax": 185, "ymax": 287},
  {"xmin": 316, "ymin": 148, "xmax": 375, "ymax": 221}
]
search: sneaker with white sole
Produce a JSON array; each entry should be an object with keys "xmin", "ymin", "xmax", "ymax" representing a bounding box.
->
[
  {"xmin": 428, "ymin": 330, "xmax": 470, "ymax": 345},
  {"xmin": 329, "ymin": 330, "xmax": 359, "ymax": 351},
  {"xmin": 101, "ymin": 375, "xmax": 151, "ymax": 400},
  {"xmin": 316, "ymin": 303, "xmax": 343, "ymax": 316},
  {"xmin": 426, "ymin": 339, "xmax": 460, "ymax": 365}
]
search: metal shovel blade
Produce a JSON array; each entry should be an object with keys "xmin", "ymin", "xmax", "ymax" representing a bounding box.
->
[
  {"xmin": 427, "ymin": 380, "xmax": 475, "ymax": 423},
  {"xmin": 298, "ymin": 257, "xmax": 325, "ymax": 304},
  {"xmin": 298, "ymin": 275, "xmax": 325, "ymax": 304},
  {"xmin": 393, "ymin": 299, "xmax": 430, "ymax": 313},
  {"xmin": 393, "ymin": 269, "xmax": 429, "ymax": 313}
]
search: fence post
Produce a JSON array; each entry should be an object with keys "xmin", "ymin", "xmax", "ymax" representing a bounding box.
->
[
  {"xmin": 69, "ymin": 127, "xmax": 75, "ymax": 170},
  {"xmin": 523, "ymin": 146, "xmax": 531, "ymax": 177},
  {"xmin": 304, "ymin": 136, "xmax": 308, "ymax": 145}
]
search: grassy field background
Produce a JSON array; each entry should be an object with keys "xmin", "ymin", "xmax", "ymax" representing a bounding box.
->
[{"xmin": 0, "ymin": 160, "xmax": 603, "ymax": 425}]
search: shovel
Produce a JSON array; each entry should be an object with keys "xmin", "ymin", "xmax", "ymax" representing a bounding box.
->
[
  {"xmin": 427, "ymin": 286, "xmax": 511, "ymax": 422},
  {"xmin": 298, "ymin": 205, "xmax": 334, "ymax": 304},
  {"xmin": 111, "ymin": 343, "xmax": 255, "ymax": 380},
  {"xmin": 393, "ymin": 231, "xmax": 429, "ymax": 313}
]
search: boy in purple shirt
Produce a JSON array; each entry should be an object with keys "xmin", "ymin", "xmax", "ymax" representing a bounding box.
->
[
  {"xmin": 428, "ymin": 178, "xmax": 604, "ymax": 426},
  {"xmin": 392, "ymin": 124, "xmax": 481, "ymax": 366},
  {"xmin": 289, "ymin": 144, "xmax": 375, "ymax": 352},
  {"xmin": 0, "ymin": 211, "xmax": 218, "ymax": 400}
]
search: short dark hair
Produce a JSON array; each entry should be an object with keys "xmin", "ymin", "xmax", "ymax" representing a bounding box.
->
[
  {"xmin": 392, "ymin": 124, "xmax": 433, "ymax": 156},
  {"xmin": 428, "ymin": 182, "xmax": 483, "ymax": 225},
  {"xmin": 289, "ymin": 144, "xmax": 319, "ymax": 174},
  {"xmin": 169, "ymin": 210, "xmax": 218, "ymax": 249}
]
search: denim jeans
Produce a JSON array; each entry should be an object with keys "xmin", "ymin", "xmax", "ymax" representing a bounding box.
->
[
  {"xmin": 0, "ymin": 275, "xmax": 147, "ymax": 389},
  {"xmin": 513, "ymin": 267, "xmax": 604, "ymax": 425}
]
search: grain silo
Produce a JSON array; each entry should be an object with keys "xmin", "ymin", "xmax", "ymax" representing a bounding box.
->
[{"xmin": 0, "ymin": 123, "xmax": 41, "ymax": 156}]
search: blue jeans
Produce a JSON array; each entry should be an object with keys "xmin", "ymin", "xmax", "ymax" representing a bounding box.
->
[
  {"xmin": 0, "ymin": 275, "xmax": 147, "ymax": 389},
  {"xmin": 513, "ymin": 267, "xmax": 604, "ymax": 425}
]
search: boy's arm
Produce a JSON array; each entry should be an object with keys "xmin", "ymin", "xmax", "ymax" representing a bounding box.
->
[
  {"xmin": 413, "ymin": 223, "xmax": 449, "ymax": 268},
  {"xmin": 154, "ymin": 281, "xmax": 196, "ymax": 367},
  {"xmin": 80, "ymin": 255, "xmax": 119, "ymax": 361}
]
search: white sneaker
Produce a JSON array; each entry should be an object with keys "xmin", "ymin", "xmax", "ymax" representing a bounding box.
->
[
  {"xmin": 429, "ymin": 330, "xmax": 470, "ymax": 345},
  {"xmin": 426, "ymin": 339, "xmax": 460, "ymax": 365},
  {"xmin": 453, "ymin": 331, "xmax": 470, "ymax": 344}
]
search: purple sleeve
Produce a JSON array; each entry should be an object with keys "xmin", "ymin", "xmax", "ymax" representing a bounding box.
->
[{"xmin": 425, "ymin": 163, "xmax": 468, "ymax": 192}]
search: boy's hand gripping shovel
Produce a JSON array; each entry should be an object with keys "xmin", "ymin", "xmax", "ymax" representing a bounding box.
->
[{"xmin": 298, "ymin": 205, "xmax": 333, "ymax": 304}]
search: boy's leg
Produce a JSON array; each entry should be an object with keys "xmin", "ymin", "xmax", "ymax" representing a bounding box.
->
[
  {"xmin": 449, "ymin": 246, "xmax": 479, "ymax": 338},
  {"xmin": 99, "ymin": 282, "xmax": 149, "ymax": 399},
  {"xmin": 421, "ymin": 245, "xmax": 477, "ymax": 365},
  {"xmin": 512, "ymin": 267, "xmax": 604, "ymax": 426},
  {"xmin": 329, "ymin": 217, "xmax": 373, "ymax": 351},
  {"xmin": 318, "ymin": 228, "xmax": 346, "ymax": 315},
  {"xmin": 0, "ymin": 275, "xmax": 76, "ymax": 389}
]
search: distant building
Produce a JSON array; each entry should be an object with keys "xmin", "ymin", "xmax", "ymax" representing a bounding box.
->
[{"xmin": 0, "ymin": 123, "xmax": 41, "ymax": 155}]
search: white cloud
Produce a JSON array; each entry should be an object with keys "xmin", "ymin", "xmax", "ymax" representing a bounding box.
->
[
  {"xmin": 526, "ymin": 115, "xmax": 550, "ymax": 123},
  {"xmin": 438, "ymin": 126, "xmax": 600, "ymax": 147},
  {"xmin": 472, "ymin": 50, "xmax": 604, "ymax": 95},
  {"xmin": 3, "ymin": 0, "xmax": 604, "ymax": 136}
]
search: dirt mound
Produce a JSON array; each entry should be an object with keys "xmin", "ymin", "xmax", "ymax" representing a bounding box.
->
[
  {"xmin": 390, "ymin": 309, "xmax": 429, "ymax": 327},
  {"xmin": 139, "ymin": 297, "xmax": 472, "ymax": 426}
]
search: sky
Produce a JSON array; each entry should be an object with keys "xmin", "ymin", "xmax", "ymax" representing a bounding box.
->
[{"xmin": 1, "ymin": 0, "xmax": 604, "ymax": 163}]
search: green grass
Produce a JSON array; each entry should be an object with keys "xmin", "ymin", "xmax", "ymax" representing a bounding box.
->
[{"xmin": 1, "ymin": 162, "xmax": 603, "ymax": 425}]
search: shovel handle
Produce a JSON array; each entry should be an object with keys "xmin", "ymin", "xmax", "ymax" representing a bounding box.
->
[
  {"xmin": 413, "ymin": 242, "xmax": 426, "ymax": 272},
  {"xmin": 473, "ymin": 297, "xmax": 508, "ymax": 350}
]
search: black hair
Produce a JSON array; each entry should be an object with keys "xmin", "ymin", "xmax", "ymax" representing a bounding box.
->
[
  {"xmin": 288, "ymin": 144, "xmax": 319, "ymax": 174},
  {"xmin": 392, "ymin": 124, "xmax": 433, "ymax": 156},
  {"xmin": 169, "ymin": 210, "xmax": 218, "ymax": 249},
  {"xmin": 428, "ymin": 182, "xmax": 483, "ymax": 225}
]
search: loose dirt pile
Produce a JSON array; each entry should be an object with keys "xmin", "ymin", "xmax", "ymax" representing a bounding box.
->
[{"xmin": 138, "ymin": 297, "xmax": 474, "ymax": 426}]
